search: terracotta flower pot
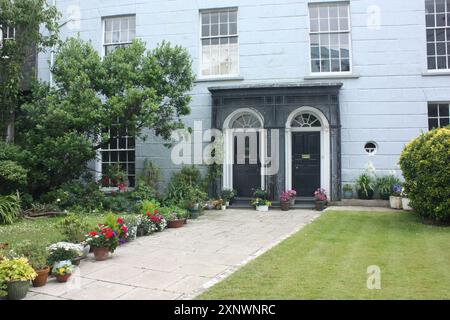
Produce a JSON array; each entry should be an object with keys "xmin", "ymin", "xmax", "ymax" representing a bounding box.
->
[
  {"xmin": 315, "ymin": 200, "xmax": 327, "ymax": 211},
  {"xmin": 168, "ymin": 219, "xmax": 184, "ymax": 228},
  {"xmin": 280, "ymin": 201, "xmax": 290, "ymax": 211},
  {"xmin": 32, "ymin": 267, "xmax": 50, "ymax": 287},
  {"xmin": 93, "ymin": 247, "xmax": 110, "ymax": 261},
  {"xmin": 7, "ymin": 280, "xmax": 30, "ymax": 300},
  {"xmin": 72, "ymin": 257, "xmax": 82, "ymax": 266},
  {"xmin": 55, "ymin": 274, "xmax": 72, "ymax": 283}
]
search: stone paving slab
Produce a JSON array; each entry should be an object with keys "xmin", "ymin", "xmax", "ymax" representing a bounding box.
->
[{"xmin": 28, "ymin": 208, "xmax": 320, "ymax": 300}]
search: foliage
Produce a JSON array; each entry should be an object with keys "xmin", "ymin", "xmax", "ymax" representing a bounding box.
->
[
  {"xmin": 0, "ymin": 194, "xmax": 21, "ymax": 225},
  {"xmin": 131, "ymin": 183, "xmax": 159, "ymax": 203},
  {"xmin": 13, "ymin": 37, "xmax": 194, "ymax": 197},
  {"xmin": 85, "ymin": 225, "xmax": 119, "ymax": 252},
  {"xmin": 138, "ymin": 159, "xmax": 161, "ymax": 190},
  {"xmin": 221, "ymin": 189, "xmax": 235, "ymax": 202},
  {"xmin": 355, "ymin": 173, "xmax": 375, "ymax": 198},
  {"xmin": 0, "ymin": 257, "xmax": 37, "ymax": 282},
  {"xmin": 10, "ymin": 240, "xmax": 49, "ymax": 270},
  {"xmin": 140, "ymin": 210, "xmax": 167, "ymax": 234},
  {"xmin": 57, "ymin": 213, "xmax": 90, "ymax": 244},
  {"xmin": 44, "ymin": 173, "xmax": 105, "ymax": 211},
  {"xmin": 0, "ymin": 0, "xmax": 60, "ymax": 141},
  {"xmin": 159, "ymin": 206, "xmax": 187, "ymax": 221},
  {"xmin": 343, "ymin": 184, "xmax": 353, "ymax": 192},
  {"xmin": 376, "ymin": 175, "xmax": 402, "ymax": 199},
  {"xmin": 314, "ymin": 188, "xmax": 327, "ymax": 202},
  {"xmin": 164, "ymin": 166, "xmax": 206, "ymax": 207},
  {"xmin": 391, "ymin": 184, "xmax": 403, "ymax": 197},
  {"xmin": 47, "ymin": 244, "xmax": 81, "ymax": 266},
  {"xmin": 102, "ymin": 163, "xmax": 127, "ymax": 187},
  {"xmin": 253, "ymin": 189, "xmax": 268, "ymax": 199},
  {"xmin": 52, "ymin": 261, "xmax": 74, "ymax": 276},
  {"xmin": 0, "ymin": 142, "xmax": 28, "ymax": 195},
  {"xmin": 103, "ymin": 192, "xmax": 135, "ymax": 213},
  {"xmin": 103, "ymin": 212, "xmax": 121, "ymax": 235},
  {"xmin": 140, "ymin": 199, "xmax": 160, "ymax": 214},
  {"xmin": 251, "ymin": 198, "xmax": 272, "ymax": 207},
  {"xmin": 399, "ymin": 127, "xmax": 450, "ymax": 222},
  {"xmin": 123, "ymin": 215, "xmax": 141, "ymax": 240}
]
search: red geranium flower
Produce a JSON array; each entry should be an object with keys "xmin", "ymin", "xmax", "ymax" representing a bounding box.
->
[
  {"xmin": 105, "ymin": 231, "xmax": 114, "ymax": 238},
  {"xmin": 121, "ymin": 225, "xmax": 128, "ymax": 233},
  {"xmin": 117, "ymin": 217, "xmax": 124, "ymax": 225},
  {"xmin": 89, "ymin": 231, "xmax": 97, "ymax": 236},
  {"xmin": 153, "ymin": 209, "xmax": 159, "ymax": 214}
]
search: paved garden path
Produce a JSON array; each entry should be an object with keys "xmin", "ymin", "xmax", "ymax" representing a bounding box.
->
[{"xmin": 27, "ymin": 209, "xmax": 321, "ymax": 300}]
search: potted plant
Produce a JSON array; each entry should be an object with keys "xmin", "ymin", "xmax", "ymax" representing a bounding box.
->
[
  {"xmin": 123, "ymin": 215, "xmax": 140, "ymax": 241},
  {"xmin": 253, "ymin": 188, "xmax": 268, "ymax": 200},
  {"xmin": 314, "ymin": 188, "xmax": 328, "ymax": 211},
  {"xmin": 355, "ymin": 173, "xmax": 375, "ymax": 200},
  {"xmin": 57, "ymin": 213, "xmax": 90, "ymax": 258},
  {"xmin": 13, "ymin": 241, "xmax": 50, "ymax": 288},
  {"xmin": 52, "ymin": 261, "xmax": 74, "ymax": 283},
  {"xmin": 144, "ymin": 209, "xmax": 168, "ymax": 232},
  {"xmin": 47, "ymin": 242, "xmax": 83, "ymax": 267},
  {"xmin": 389, "ymin": 184, "xmax": 403, "ymax": 209},
  {"xmin": 221, "ymin": 189, "xmax": 235, "ymax": 206},
  {"xmin": 212, "ymin": 199, "xmax": 224, "ymax": 211},
  {"xmin": 401, "ymin": 188, "xmax": 412, "ymax": 211},
  {"xmin": 376, "ymin": 175, "xmax": 401, "ymax": 200},
  {"xmin": 287, "ymin": 189, "xmax": 297, "ymax": 206},
  {"xmin": 165, "ymin": 209, "xmax": 186, "ymax": 228},
  {"xmin": 342, "ymin": 184, "xmax": 353, "ymax": 199},
  {"xmin": 0, "ymin": 257, "xmax": 36, "ymax": 300},
  {"xmin": 85, "ymin": 225, "xmax": 119, "ymax": 261},
  {"xmin": 280, "ymin": 191, "xmax": 291, "ymax": 211},
  {"xmin": 251, "ymin": 198, "xmax": 272, "ymax": 212}
]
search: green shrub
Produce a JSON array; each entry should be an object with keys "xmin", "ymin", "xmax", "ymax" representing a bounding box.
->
[
  {"xmin": 131, "ymin": 183, "xmax": 159, "ymax": 202},
  {"xmin": 399, "ymin": 127, "xmax": 450, "ymax": 223},
  {"xmin": 0, "ymin": 142, "xmax": 28, "ymax": 195},
  {"xmin": 355, "ymin": 173, "xmax": 375, "ymax": 199},
  {"xmin": 375, "ymin": 175, "xmax": 402, "ymax": 200},
  {"xmin": 138, "ymin": 159, "xmax": 161, "ymax": 190},
  {"xmin": 12, "ymin": 241, "xmax": 49, "ymax": 270},
  {"xmin": 0, "ymin": 194, "xmax": 21, "ymax": 225},
  {"xmin": 102, "ymin": 192, "xmax": 135, "ymax": 213},
  {"xmin": 57, "ymin": 213, "xmax": 90, "ymax": 244}
]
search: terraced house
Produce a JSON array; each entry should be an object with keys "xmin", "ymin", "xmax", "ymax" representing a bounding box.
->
[{"xmin": 37, "ymin": 0, "xmax": 450, "ymax": 203}]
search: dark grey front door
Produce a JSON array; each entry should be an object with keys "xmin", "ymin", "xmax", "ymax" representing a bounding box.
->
[
  {"xmin": 292, "ymin": 132, "xmax": 320, "ymax": 197},
  {"xmin": 233, "ymin": 132, "xmax": 261, "ymax": 197}
]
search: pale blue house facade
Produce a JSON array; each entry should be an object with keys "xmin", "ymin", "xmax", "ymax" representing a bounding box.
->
[{"xmin": 37, "ymin": 0, "xmax": 450, "ymax": 201}]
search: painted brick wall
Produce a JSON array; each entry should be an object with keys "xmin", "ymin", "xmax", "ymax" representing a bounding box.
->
[{"xmin": 37, "ymin": 0, "xmax": 448, "ymax": 187}]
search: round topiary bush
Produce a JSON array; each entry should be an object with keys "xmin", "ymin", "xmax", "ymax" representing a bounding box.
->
[{"xmin": 399, "ymin": 127, "xmax": 450, "ymax": 223}]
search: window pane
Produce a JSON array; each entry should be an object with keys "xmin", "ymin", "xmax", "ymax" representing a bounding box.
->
[
  {"xmin": 311, "ymin": 46, "xmax": 319, "ymax": 59},
  {"xmin": 310, "ymin": 19, "xmax": 319, "ymax": 32},
  {"xmin": 428, "ymin": 56, "xmax": 437, "ymax": 69},
  {"xmin": 437, "ymin": 42, "xmax": 446, "ymax": 54},
  {"xmin": 202, "ymin": 25, "xmax": 210, "ymax": 37},
  {"xmin": 428, "ymin": 104, "xmax": 438, "ymax": 116},
  {"xmin": 426, "ymin": 14, "xmax": 435, "ymax": 27},
  {"xmin": 339, "ymin": 18, "xmax": 349, "ymax": 30},
  {"xmin": 341, "ymin": 59, "xmax": 350, "ymax": 71},
  {"xmin": 310, "ymin": 7, "xmax": 319, "ymax": 19},
  {"xmin": 428, "ymin": 118, "xmax": 439, "ymax": 129},
  {"xmin": 220, "ymin": 23, "xmax": 228, "ymax": 35},
  {"xmin": 338, "ymin": 5, "xmax": 348, "ymax": 17},
  {"xmin": 436, "ymin": 0, "xmax": 445, "ymax": 12},
  {"xmin": 211, "ymin": 24, "xmax": 219, "ymax": 36},
  {"xmin": 220, "ymin": 12, "xmax": 228, "ymax": 23},
  {"xmin": 437, "ymin": 14, "xmax": 446, "ymax": 27},
  {"xmin": 105, "ymin": 20, "xmax": 112, "ymax": 31},
  {"xmin": 311, "ymin": 60, "xmax": 320, "ymax": 72},
  {"xmin": 229, "ymin": 22, "xmax": 237, "ymax": 35},
  {"xmin": 331, "ymin": 59, "xmax": 340, "ymax": 72},
  {"xmin": 319, "ymin": 6, "xmax": 328, "ymax": 19},
  {"xmin": 439, "ymin": 104, "xmax": 449, "ymax": 116},
  {"xmin": 119, "ymin": 151, "xmax": 127, "ymax": 162},
  {"xmin": 202, "ymin": 13, "xmax": 210, "ymax": 25},
  {"xmin": 426, "ymin": 0, "xmax": 435, "ymax": 14},
  {"xmin": 428, "ymin": 43, "xmax": 436, "ymax": 55},
  {"xmin": 211, "ymin": 13, "xmax": 219, "ymax": 24},
  {"xmin": 229, "ymin": 11, "xmax": 237, "ymax": 22},
  {"xmin": 111, "ymin": 151, "xmax": 118, "ymax": 162},
  {"xmin": 427, "ymin": 29, "xmax": 435, "ymax": 41},
  {"xmin": 440, "ymin": 117, "xmax": 450, "ymax": 126},
  {"xmin": 329, "ymin": 5, "xmax": 338, "ymax": 18},
  {"xmin": 437, "ymin": 56, "xmax": 447, "ymax": 68},
  {"xmin": 320, "ymin": 19, "xmax": 329, "ymax": 32},
  {"xmin": 321, "ymin": 59, "xmax": 330, "ymax": 72}
]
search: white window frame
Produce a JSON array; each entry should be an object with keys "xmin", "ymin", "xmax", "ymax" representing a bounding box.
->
[
  {"xmin": 308, "ymin": 2, "xmax": 353, "ymax": 75},
  {"xmin": 425, "ymin": 0, "xmax": 450, "ymax": 71},
  {"xmin": 0, "ymin": 25, "xmax": 15, "ymax": 49},
  {"xmin": 427, "ymin": 102, "xmax": 450, "ymax": 129},
  {"xmin": 199, "ymin": 7, "xmax": 240, "ymax": 79},
  {"xmin": 102, "ymin": 15, "xmax": 136, "ymax": 57},
  {"xmin": 97, "ymin": 15, "xmax": 137, "ymax": 189}
]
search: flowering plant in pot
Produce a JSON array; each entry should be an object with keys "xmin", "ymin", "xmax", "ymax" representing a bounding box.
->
[
  {"xmin": 162, "ymin": 207, "xmax": 187, "ymax": 228},
  {"xmin": 0, "ymin": 257, "xmax": 36, "ymax": 300},
  {"xmin": 389, "ymin": 184, "xmax": 403, "ymax": 209},
  {"xmin": 251, "ymin": 198, "xmax": 272, "ymax": 212},
  {"xmin": 280, "ymin": 191, "xmax": 291, "ymax": 211},
  {"xmin": 47, "ymin": 242, "xmax": 83, "ymax": 267},
  {"xmin": 85, "ymin": 225, "xmax": 119, "ymax": 261},
  {"xmin": 123, "ymin": 215, "xmax": 140, "ymax": 241},
  {"xmin": 145, "ymin": 209, "xmax": 167, "ymax": 232},
  {"xmin": 12, "ymin": 241, "xmax": 50, "ymax": 288},
  {"xmin": 286, "ymin": 189, "xmax": 297, "ymax": 206},
  {"xmin": 52, "ymin": 260, "xmax": 74, "ymax": 283},
  {"xmin": 115, "ymin": 217, "xmax": 129, "ymax": 245},
  {"xmin": 314, "ymin": 188, "xmax": 327, "ymax": 211}
]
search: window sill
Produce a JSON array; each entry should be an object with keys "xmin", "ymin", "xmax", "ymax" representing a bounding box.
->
[
  {"xmin": 304, "ymin": 73, "xmax": 360, "ymax": 80},
  {"xmin": 195, "ymin": 76, "xmax": 244, "ymax": 83},
  {"xmin": 422, "ymin": 70, "xmax": 450, "ymax": 76}
]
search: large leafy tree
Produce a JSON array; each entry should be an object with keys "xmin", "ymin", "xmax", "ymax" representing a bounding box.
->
[
  {"xmin": 17, "ymin": 38, "xmax": 195, "ymax": 196},
  {"xmin": 0, "ymin": 0, "xmax": 60, "ymax": 141}
]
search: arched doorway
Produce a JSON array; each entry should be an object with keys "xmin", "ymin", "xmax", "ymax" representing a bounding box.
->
[
  {"xmin": 223, "ymin": 108, "xmax": 265, "ymax": 197},
  {"xmin": 285, "ymin": 107, "xmax": 331, "ymax": 198}
]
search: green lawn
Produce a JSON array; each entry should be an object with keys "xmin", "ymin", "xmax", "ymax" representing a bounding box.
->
[
  {"xmin": 199, "ymin": 211, "xmax": 450, "ymax": 300},
  {"xmin": 0, "ymin": 215, "xmax": 105, "ymax": 247}
]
